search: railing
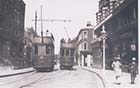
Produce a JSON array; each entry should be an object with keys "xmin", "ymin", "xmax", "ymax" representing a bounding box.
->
[{"xmin": 96, "ymin": 0, "xmax": 126, "ymax": 25}]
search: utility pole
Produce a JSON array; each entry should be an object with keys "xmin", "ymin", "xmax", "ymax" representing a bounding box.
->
[
  {"xmin": 101, "ymin": 25, "xmax": 107, "ymax": 76},
  {"xmin": 40, "ymin": 5, "xmax": 44, "ymax": 43},
  {"xmin": 35, "ymin": 11, "xmax": 37, "ymax": 33}
]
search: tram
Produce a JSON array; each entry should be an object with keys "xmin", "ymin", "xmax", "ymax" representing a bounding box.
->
[
  {"xmin": 32, "ymin": 30, "xmax": 55, "ymax": 71},
  {"xmin": 59, "ymin": 38, "xmax": 75, "ymax": 70}
]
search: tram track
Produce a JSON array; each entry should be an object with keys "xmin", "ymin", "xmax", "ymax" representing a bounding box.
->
[
  {"xmin": 81, "ymin": 67, "xmax": 106, "ymax": 88},
  {"xmin": 0, "ymin": 71, "xmax": 36, "ymax": 86},
  {"xmin": 0, "ymin": 67, "xmax": 105, "ymax": 88},
  {"xmin": 36, "ymin": 70, "xmax": 72, "ymax": 82},
  {"xmin": 19, "ymin": 74, "xmax": 46, "ymax": 88},
  {"xmin": 0, "ymin": 68, "xmax": 60, "ymax": 87},
  {"xmin": 17, "ymin": 69, "xmax": 74, "ymax": 88}
]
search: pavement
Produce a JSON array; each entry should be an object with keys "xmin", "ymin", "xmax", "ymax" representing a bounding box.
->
[
  {"xmin": 81, "ymin": 66, "xmax": 139, "ymax": 88},
  {"xmin": 0, "ymin": 66, "xmax": 34, "ymax": 77}
]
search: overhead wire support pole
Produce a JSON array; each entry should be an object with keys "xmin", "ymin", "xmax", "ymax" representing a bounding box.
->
[
  {"xmin": 41, "ymin": 5, "xmax": 43, "ymax": 43},
  {"xmin": 35, "ymin": 11, "xmax": 37, "ymax": 33}
]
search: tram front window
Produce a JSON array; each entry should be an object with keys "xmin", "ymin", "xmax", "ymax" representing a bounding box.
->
[
  {"xmin": 61, "ymin": 49, "xmax": 65, "ymax": 56},
  {"xmin": 66, "ymin": 49, "xmax": 69, "ymax": 56},
  {"xmin": 70, "ymin": 49, "xmax": 74, "ymax": 56},
  {"xmin": 46, "ymin": 45, "xmax": 51, "ymax": 55},
  {"xmin": 38, "ymin": 46, "xmax": 46, "ymax": 56}
]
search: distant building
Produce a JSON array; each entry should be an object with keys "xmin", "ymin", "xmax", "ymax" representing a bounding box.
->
[
  {"xmin": 24, "ymin": 27, "xmax": 38, "ymax": 47},
  {"xmin": 91, "ymin": 0, "xmax": 138, "ymax": 69},
  {"xmin": 0, "ymin": 0, "xmax": 25, "ymax": 67},
  {"xmin": 23, "ymin": 27, "xmax": 37, "ymax": 67},
  {"xmin": 75, "ymin": 23, "xmax": 93, "ymax": 66}
]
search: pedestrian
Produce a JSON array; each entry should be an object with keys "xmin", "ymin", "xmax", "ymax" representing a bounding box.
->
[
  {"xmin": 112, "ymin": 55, "xmax": 122, "ymax": 85},
  {"xmin": 129, "ymin": 57, "xmax": 138, "ymax": 84}
]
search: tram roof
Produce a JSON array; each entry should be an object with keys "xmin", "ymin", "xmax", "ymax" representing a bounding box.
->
[
  {"xmin": 61, "ymin": 42, "xmax": 75, "ymax": 48},
  {"xmin": 60, "ymin": 38, "xmax": 75, "ymax": 48},
  {"xmin": 32, "ymin": 36, "xmax": 54, "ymax": 44}
]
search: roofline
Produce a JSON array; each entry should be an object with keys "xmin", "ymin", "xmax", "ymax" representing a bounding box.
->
[{"xmin": 75, "ymin": 27, "xmax": 94, "ymax": 40}]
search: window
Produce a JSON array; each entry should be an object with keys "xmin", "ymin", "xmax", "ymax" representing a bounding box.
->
[
  {"xmin": 84, "ymin": 42, "xmax": 88, "ymax": 50},
  {"xmin": 46, "ymin": 45, "xmax": 51, "ymax": 54},
  {"xmin": 66, "ymin": 49, "xmax": 69, "ymax": 56},
  {"xmin": 83, "ymin": 31, "xmax": 88, "ymax": 38},
  {"xmin": 34, "ymin": 46, "xmax": 38, "ymax": 55},
  {"xmin": 61, "ymin": 49, "xmax": 65, "ymax": 56},
  {"xmin": 70, "ymin": 49, "xmax": 74, "ymax": 56}
]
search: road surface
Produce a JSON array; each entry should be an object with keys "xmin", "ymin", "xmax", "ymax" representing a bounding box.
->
[{"xmin": 0, "ymin": 66, "xmax": 104, "ymax": 88}]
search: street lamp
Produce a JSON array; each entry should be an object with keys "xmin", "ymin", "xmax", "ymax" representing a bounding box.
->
[{"xmin": 101, "ymin": 25, "xmax": 107, "ymax": 72}]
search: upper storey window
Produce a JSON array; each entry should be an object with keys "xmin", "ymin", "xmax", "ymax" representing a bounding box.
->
[
  {"xmin": 83, "ymin": 31, "xmax": 88, "ymax": 39},
  {"xmin": 84, "ymin": 42, "xmax": 88, "ymax": 50}
]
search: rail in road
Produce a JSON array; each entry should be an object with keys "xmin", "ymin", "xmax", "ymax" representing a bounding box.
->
[
  {"xmin": 0, "ymin": 69, "xmax": 71, "ymax": 88},
  {"xmin": 18, "ymin": 69, "xmax": 73, "ymax": 88},
  {"xmin": 0, "ymin": 67, "xmax": 106, "ymax": 88},
  {"xmin": 81, "ymin": 67, "xmax": 106, "ymax": 88}
]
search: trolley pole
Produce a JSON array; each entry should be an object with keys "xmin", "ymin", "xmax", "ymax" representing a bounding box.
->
[{"xmin": 40, "ymin": 5, "xmax": 43, "ymax": 43}]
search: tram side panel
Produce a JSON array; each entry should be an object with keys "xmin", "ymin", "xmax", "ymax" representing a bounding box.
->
[
  {"xmin": 60, "ymin": 56, "xmax": 74, "ymax": 68},
  {"xmin": 60, "ymin": 47, "xmax": 75, "ymax": 69}
]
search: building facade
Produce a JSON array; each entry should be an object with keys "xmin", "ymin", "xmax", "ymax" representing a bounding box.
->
[
  {"xmin": 0, "ymin": 0, "xmax": 25, "ymax": 67},
  {"xmin": 23, "ymin": 27, "xmax": 37, "ymax": 67},
  {"xmin": 92, "ymin": 0, "xmax": 138, "ymax": 70},
  {"xmin": 75, "ymin": 23, "xmax": 93, "ymax": 66}
]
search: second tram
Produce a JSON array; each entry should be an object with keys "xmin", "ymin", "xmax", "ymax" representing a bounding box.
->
[{"xmin": 59, "ymin": 38, "xmax": 75, "ymax": 70}]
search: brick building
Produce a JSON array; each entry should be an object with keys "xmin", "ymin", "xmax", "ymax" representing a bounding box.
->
[{"xmin": 0, "ymin": 0, "xmax": 25, "ymax": 67}]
